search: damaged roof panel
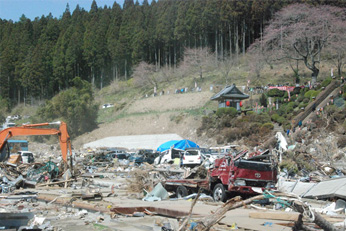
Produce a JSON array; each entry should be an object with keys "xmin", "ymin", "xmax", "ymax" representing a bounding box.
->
[
  {"xmin": 278, "ymin": 180, "xmax": 317, "ymax": 197},
  {"xmin": 302, "ymin": 177, "xmax": 346, "ymax": 200}
]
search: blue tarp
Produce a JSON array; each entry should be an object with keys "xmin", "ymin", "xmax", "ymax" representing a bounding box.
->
[{"xmin": 157, "ymin": 139, "xmax": 199, "ymax": 152}]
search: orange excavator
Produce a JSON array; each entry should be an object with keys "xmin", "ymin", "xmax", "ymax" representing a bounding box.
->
[{"xmin": 0, "ymin": 121, "xmax": 73, "ymax": 169}]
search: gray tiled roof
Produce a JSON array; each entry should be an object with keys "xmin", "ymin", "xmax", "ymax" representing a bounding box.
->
[{"xmin": 211, "ymin": 84, "xmax": 249, "ymax": 100}]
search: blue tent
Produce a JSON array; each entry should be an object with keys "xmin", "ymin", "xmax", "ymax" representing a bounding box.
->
[{"xmin": 157, "ymin": 139, "xmax": 199, "ymax": 152}]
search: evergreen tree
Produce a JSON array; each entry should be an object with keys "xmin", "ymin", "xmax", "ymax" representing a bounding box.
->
[
  {"xmin": 107, "ymin": 2, "xmax": 122, "ymax": 81},
  {"xmin": 0, "ymin": 0, "xmax": 343, "ymax": 109}
]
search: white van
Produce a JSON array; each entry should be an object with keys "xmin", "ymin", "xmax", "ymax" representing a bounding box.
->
[
  {"xmin": 182, "ymin": 148, "xmax": 204, "ymax": 167},
  {"xmin": 154, "ymin": 148, "xmax": 183, "ymax": 165}
]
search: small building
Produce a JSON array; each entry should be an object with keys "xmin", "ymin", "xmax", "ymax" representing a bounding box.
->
[{"xmin": 211, "ymin": 84, "xmax": 249, "ymax": 111}]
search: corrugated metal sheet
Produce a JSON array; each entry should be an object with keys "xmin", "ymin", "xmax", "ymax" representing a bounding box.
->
[
  {"xmin": 279, "ymin": 177, "xmax": 346, "ymax": 200},
  {"xmin": 278, "ymin": 180, "xmax": 316, "ymax": 197},
  {"xmin": 303, "ymin": 177, "xmax": 346, "ymax": 199}
]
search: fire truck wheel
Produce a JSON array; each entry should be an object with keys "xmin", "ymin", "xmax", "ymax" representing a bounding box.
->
[
  {"xmin": 176, "ymin": 185, "xmax": 188, "ymax": 198},
  {"xmin": 213, "ymin": 183, "xmax": 227, "ymax": 202}
]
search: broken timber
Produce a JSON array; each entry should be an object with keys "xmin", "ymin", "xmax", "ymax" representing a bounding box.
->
[{"xmin": 191, "ymin": 193, "xmax": 340, "ymax": 231}]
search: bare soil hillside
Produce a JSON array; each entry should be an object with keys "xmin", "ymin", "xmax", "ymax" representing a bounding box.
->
[
  {"xmin": 126, "ymin": 91, "xmax": 213, "ymax": 113},
  {"xmin": 74, "ymin": 91, "xmax": 216, "ymax": 148}
]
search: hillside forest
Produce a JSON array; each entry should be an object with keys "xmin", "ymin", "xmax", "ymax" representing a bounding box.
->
[
  {"xmin": 1, "ymin": 0, "xmax": 345, "ymax": 105},
  {"xmin": 0, "ymin": 0, "xmax": 345, "ymax": 138}
]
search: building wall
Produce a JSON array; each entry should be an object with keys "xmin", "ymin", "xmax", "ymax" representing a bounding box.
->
[{"xmin": 218, "ymin": 100, "xmax": 241, "ymax": 111}]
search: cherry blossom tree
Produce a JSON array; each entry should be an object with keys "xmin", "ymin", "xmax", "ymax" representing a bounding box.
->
[
  {"xmin": 132, "ymin": 61, "xmax": 157, "ymax": 89},
  {"xmin": 181, "ymin": 47, "xmax": 214, "ymax": 80},
  {"xmin": 324, "ymin": 20, "xmax": 346, "ymax": 77},
  {"xmin": 251, "ymin": 4, "xmax": 345, "ymax": 83}
]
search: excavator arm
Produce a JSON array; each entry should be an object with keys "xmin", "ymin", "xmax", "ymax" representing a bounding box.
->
[{"xmin": 0, "ymin": 121, "xmax": 72, "ymax": 164}]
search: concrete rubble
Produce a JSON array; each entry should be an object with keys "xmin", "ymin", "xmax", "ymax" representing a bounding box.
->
[{"xmin": 0, "ymin": 144, "xmax": 345, "ymax": 231}]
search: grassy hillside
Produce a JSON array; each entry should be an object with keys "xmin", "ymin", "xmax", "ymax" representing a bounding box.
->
[
  {"xmin": 7, "ymin": 54, "xmax": 339, "ymax": 148},
  {"xmin": 93, "ymin": 56, "xmax": 335, "ymax": 122}
]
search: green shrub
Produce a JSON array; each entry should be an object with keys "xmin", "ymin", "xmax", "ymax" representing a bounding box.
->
[
  {"xmin": 343, "ymin": 85, "xmax": 346, "ymax": 92},
  {"xmin": 303, "ymin": 97, "xmax": 310, "ymax": 103},
  {"xmin": 261, "ymin": 123, "xmax": 274, "ymax": 130},
  {"xmin": 216, "ymin": 108, "xmax": 226, "ymax": 117},
  {"xmin": 277, "ymin": 104, "xmax": 291, "ymax": 116},
  {"xmin": 216, "ymin": 107, "xmax": 237, "ymax": 117},
  {"xmin": 321, "ymin": 77, "xmax": 332, "ymax": 88},
  {"xmin": 225, "ymin": 107, "xmax": 238, "ymax": 117},
  {"xmin": 280, "ymin": 159, "xmax": 298, "ymax": 174},
  {"xmin": 271, "ymin": 113, "xmax": 280, "ymax": 121},
  {"xmin": 298, "ymin": 102, "xmax": 309, "ymax": 109},
  {"xmin": 297, "ymin": 95, "xmax": 305, "ymax": 102},
  {"xmin": 247, "ymin": 111, "xmax": 255, "ymax": 116},
  {"xmin": 287, "ymin": 102, "xmax": 295, "ymax": 108},
  {"xmin": 283, "ymin": 122, "xmax": 292, "ymax": 130},
  {"xmin": 260, "ymin": 93, "xmax": 267, "ymax": 107},
  {"xmin": 311, "ymin": 90, "xmax": 320, "ymax": 98},
  {"xmin": 286, "ymin": 105, "xmax": 294, "ymax": 114},
  {"xmin": 343, "ymin": 93, "xmax": 346, "ymax": 100},
  {"xmin": 292, "ymin": 87, "xmax": 301, "ymax": 95},
  {"xmin": 35, "ymin": 77, "xmax": 98, "ymax": 137},
  {"xmin": 273, "ymin": 97, "xmax": 283, "ymax": 104},
  {"xmin": 251, "ymin": 112, "xmax": 271, "ymax": 124},
  {"xmin": 267, "ymin": 89, "xmax": 285, "ymax": 97},
  {"xmin": 302, "ymin": 87, "xmax": 309, "ymax": 94},
  {"xmin": 277, "ymin": 116, "xmax": 286, "ymax": 125},
  {"xmin": 285, "ymin": 113, "xmax": 293, "ymax": 119},
  {"xmin": 304, "ymin": 90, "xmax": 318, "ymax": 98}
]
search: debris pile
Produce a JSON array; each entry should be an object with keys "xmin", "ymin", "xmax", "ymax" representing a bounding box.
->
[{"xmin": 0, "ymin": 139, "xmax": 345, "ymax": 230}]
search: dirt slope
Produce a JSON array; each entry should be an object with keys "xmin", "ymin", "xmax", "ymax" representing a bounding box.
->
[
  {"xmin": 74, "ymin": 91, "xmax": 216, "ymax": 148},
  {"xmin": 127, "ymin": 91, "xmax": 213, "ymax": 113}
]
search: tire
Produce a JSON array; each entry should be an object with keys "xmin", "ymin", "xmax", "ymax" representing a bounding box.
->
[
  {"xmin": 213, "ymin": 183, "xmax": 227, "ymax": 202},
  {"xmin": 176, "ymin": 185, "xmax": 188, "ymax": 198}
]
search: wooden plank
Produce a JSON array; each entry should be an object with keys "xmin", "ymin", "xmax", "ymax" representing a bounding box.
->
[
  {"xmin": 249, "ymin": 211, "xmax": 300, "ymax": 221},
  {"xmin": 321, "ymin": 215, "xmax": 346, "ymax": 223}
]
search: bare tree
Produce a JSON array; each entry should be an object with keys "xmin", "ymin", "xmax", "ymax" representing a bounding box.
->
[
  {"xmin": 132, "ymin": 61, "xmax": 157, "ymax": 89},
  {"xmin": 182, "ymin": 47, "xmax": 214, "ymax": 80},
  {"xmin": 324, "ymin": 20, "xmax": 346, "ymax": 77},
  {"xmin": 251, "ymin": 4, "xmax": 345, "ymax": 83},
  {"xmin": 247, "ymin": 43, "xmax": 266, "ymax": 82},
  {"xmin": 157, "ymin": 65, "xmax": 173, "ymax": 83},
  {"xmin": 219, "ymin": 55, "xmax": 236, "ymax": 85}
]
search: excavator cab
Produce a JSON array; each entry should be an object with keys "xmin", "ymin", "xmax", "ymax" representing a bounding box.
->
[{"xmin": 0, "ymin": 141, "xmax": 10, "ymax": 162}]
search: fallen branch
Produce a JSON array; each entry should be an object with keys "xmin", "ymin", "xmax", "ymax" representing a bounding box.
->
[
  {"xmin": 193, "ymin": 195, "xmax": 252, "ymax": 230},
  {"xmin": 177, "ymin": 190, "xmax": 201, "ymax": 231}
]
